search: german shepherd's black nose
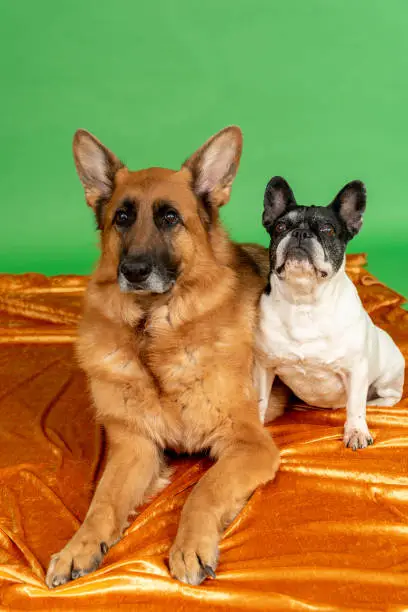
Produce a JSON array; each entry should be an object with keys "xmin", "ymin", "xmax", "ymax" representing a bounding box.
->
[{"xmin": 120, "ymin": 257, "xmax": 152, "ymax": 283}]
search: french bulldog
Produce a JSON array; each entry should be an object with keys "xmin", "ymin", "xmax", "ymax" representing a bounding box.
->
[{"xmin": 255, "ymin": 177, "xmax": 405, "ymax": 450}]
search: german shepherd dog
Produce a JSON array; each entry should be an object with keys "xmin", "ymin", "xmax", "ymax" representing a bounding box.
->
[{"xmin": 46, "ymin": 127, "xmax": 280, "ymax": 588}]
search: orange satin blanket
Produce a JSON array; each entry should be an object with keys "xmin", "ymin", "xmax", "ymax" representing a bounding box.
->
[{"xmin": 0, "ymin": 254, "xmax": 407, "ymax": 611}]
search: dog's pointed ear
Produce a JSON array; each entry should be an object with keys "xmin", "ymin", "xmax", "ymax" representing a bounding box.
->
[
  {"xmin": 73, "ymin": 129, "xmax": 125, "ymax": 210},
  {"xmin": 182, "ymin": 126, "xmax": 243, "ymax": 207},
  {"xmin": 328, "ymin": 180, "xmax": 366, "ymax": 238},
  {"xmin": 263, "ymin": 176, "xmax": 297, "ymax": 229}
]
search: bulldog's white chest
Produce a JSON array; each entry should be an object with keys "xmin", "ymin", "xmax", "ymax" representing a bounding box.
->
[{"xmin": 257, "ymin": 290, "xmax": 361, "ymax": 408}]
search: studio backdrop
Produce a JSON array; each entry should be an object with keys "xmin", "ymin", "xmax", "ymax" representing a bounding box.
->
[{"xmin": 1, "ymin": 0, "xmax": 407, "ymax": 296}]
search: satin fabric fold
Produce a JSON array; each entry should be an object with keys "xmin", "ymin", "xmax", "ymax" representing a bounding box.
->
[{"xmin": 0, "ymin": 254, "xmax": 406, "ymax": 611}]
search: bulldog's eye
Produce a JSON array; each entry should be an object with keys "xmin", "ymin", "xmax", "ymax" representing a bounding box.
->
[
  {"xmin": 320, "ymin": 224, "xmax": 336, "ymax": 237},
  {"xmin": 274, "ymin": 221, "xmax": 287, "ymax": 234},
  {"xmin": 162, "ymin": 209, "xmax": 180, "ymax": 227}
]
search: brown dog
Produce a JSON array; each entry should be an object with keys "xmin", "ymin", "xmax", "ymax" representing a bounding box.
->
[{"xmin": 45, "ymin": 127, "xmax": 280, "ymax": 588}]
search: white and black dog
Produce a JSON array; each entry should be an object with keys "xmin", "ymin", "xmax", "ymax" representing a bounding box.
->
[{"xmin": 255, "ymin": 177, "xmax": 405, "ymax": 450}]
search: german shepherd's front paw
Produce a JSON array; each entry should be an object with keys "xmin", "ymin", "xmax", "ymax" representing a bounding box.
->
[
  {"xmin": 46, "ymin": 535, "xmax": 108, "ymax": 588},
  {"xmin": 169, "ymin": 533, "xmax": 219, "ymax": 585}
]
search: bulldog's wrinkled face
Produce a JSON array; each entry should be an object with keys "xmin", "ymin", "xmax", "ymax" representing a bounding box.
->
[{"xmin": 262, "ymin": 177, "xmax": 366, "ymax": 285}]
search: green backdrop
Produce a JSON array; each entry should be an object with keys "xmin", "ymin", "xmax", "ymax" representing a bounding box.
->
[{"xmin": 1, "ymin": 0, "xmax": 407, "ymax": 297}]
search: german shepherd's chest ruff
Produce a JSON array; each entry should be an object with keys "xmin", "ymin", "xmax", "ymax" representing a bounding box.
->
[
  {"xmin": 46, "ymin": 127, "xmax": 279, "ymax": 588},
  {"xmin": 82, "ymin": 221, "xmax": 262, "ymax": 455}
]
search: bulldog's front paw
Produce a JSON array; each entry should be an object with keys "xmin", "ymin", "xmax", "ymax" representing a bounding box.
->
[
  {"xmin": 169, "ymin": 529, "xmax": 219, "ymax": 585},
  {"xmin": 344, "ymin": 423, "xmax": 373, "ymax": 450},
  {"xmin": 46, "ymin": 534, "xmax": 109, "ymax": 588}
]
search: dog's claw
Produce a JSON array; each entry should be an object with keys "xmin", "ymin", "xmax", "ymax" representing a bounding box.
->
[
  {"xmin": 71, "ymin": 569, "xmax": 85, "ymax": 580},
  {"xmin": 100, "ymin": 542, "xmax": 109, "ymax": 555},
  {"xmin": 52, "ymin": 575, "xmax": 69, "ymax": 588},
  {"xmin": 203, "ymin": 564, "xmax": 216, "ymax": 579}
]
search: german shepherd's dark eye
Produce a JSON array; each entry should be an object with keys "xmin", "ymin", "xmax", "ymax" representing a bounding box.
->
[
  {"xmin": 113, "ymin": 203, "xmax": 136, "ymax": 228},
  {"xmin": 274, "ymin": 221, "xmax": 287, "ymax": 235},
  {"xmin": 163, "ymin": 210, "xmax": 179, "ymax": 226},
  {"xmin": 155, "ymin": 202, "xmax": 181, "ymax": 229},
  {"xmin": 320, "ymin": 223, "xmax": 335, "ymax": 237}
]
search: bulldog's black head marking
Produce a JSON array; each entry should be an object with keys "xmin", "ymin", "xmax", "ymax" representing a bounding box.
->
[{"xmin": 263, "ymin": 177, "xmax": 366, "ymax": 281}]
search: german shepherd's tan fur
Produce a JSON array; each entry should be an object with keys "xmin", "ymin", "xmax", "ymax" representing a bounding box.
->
[{"xmin": 46, "ymin": 127, "xmax": 279, "ymax": 587}]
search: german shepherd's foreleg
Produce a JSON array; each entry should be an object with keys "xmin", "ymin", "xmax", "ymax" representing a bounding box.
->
[
  {"xmin": 169, "ymin": 421, "xmax": 279, "ymax": 585},
  {"xmin": 46, "ymin": 422, "xmax": 163, "ymax": 588}
]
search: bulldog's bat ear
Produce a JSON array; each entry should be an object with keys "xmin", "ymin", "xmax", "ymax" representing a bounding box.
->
[
  {"xmin": 329, "ymin": 180, "xmax": 366, "ymax": 238},
  {"xmin": 263, "ymin": 176, "xmax": 297, "ymax": 230}
]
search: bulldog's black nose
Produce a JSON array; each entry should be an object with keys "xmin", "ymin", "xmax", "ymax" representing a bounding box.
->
[
  {"xmin": 120, "ymin": 257, "xmax": 152, "ymax": 283},
  {"xmin": 292, "ymin": 229, "xmax": 312, "ymax": 241}
]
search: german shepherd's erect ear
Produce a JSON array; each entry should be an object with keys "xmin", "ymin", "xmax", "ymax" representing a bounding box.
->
[
  {"xmin": 183, "ymin": 126, "xmax": 243, "ymax": 208},
  {"xmin": 73, "ymin": 130, "xmax": 125, "ymax": 224}
]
